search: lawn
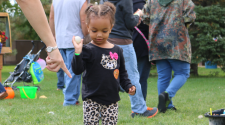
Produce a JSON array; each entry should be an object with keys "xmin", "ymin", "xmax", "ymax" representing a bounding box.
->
[{"xmin": 1, "ymin": 66, "xmax": 225, "ymax": 125}]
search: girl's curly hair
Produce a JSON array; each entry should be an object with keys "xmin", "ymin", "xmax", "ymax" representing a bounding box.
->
[{"xmin": 85, "ymin": 2, "xmax": 116, "ymax": 25}]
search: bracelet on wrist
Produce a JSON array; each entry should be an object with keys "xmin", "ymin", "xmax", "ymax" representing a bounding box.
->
[{"xmin": 75, "ymin": 53, "xmax": 80, "ymax": 55}]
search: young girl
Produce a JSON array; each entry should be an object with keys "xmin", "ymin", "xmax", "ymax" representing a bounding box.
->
[{"xmin": 71, "ymin": 2, "xmax": 136, "ymax": 125}]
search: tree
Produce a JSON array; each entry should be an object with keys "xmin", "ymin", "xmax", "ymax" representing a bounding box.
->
[
  {"xmin": 12, "ymin": 0, "xmax": 51, "ymax": 40},
  {"xmin": 190, "ymin": 0, "xmax": 225, "ymax": 75},
  {"xmin": 0, "ymin": 0, "xmax": 51, "ymax": 41}
]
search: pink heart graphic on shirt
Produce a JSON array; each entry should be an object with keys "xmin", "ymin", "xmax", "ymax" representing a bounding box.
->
[{"xmin": 110, "ymin": 52, "xmax": 118, "ymax": 60}]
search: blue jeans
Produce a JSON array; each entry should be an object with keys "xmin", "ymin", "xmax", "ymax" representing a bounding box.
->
[
  {"xmin": 118, "ymin": 44, "xmax": 147, "ymax": 113},
  {"xmin": 0, "ymin": 82, "xmax": 6, "ymax": 93},
  {"xmin": 59, "ymin": 49, "xmax": 82, "ymax": 106},
  {"xmin": 57, "ymin": 68, "xmax": 64, "ymax": 89},
  {"xmin": 155, "ymin": 59, "xmax": 190, "ymax": 108},
  {"xmin": 137, "ymin": 56, "xmax": 151, "ymax": 101}
]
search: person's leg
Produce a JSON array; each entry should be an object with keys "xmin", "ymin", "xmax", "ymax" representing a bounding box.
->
[
  {"xmin": 101, "ymin": 102, "xmax": 118, "ymax": 125},
  {"xmin": 0, "ymin": 83, "xmax": 8, "ymax": 99},
  {"xmin": 83, "ymin": 99, "xmax": 100, "ymax": 125},
  {"xmin": 0, "ymin": 83, "xmax": 6, "ymax": 93},
  {"xmin": 156, "ymin": 60, "xmax": 172, "ymax": 94},
  {"xmin": 56, "ymin": 49, "xmax": 65, "ymax": 90},
  {"xmin": 137, "ymin": 56, "xmax": 151, "ymax": 101},
  {"xmin": 156, "ymin": 60, "xmax": 173, "ymax": 112},
  {"xmin": 166, "ymin": 59, "xmax": 190, "ymax": 108},
  {"xmin": 118, "ymin": 44, "xmax": 147, "ymax": 113},
  {"xmin": 63, "ymin": 48, "xmax": 81, "ymax": 106}
]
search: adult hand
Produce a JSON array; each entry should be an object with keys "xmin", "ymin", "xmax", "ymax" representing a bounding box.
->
[
  {"xmin": 134, "ymin": 9, "xmax": 143, "ymax": 26},
  {"xmin": 128, "ymin": 86, "xmax": 136, "ymax": 95},
  {"xmin": 137, "ymin": 17, "xmax": 142, "ymax": 26},
  {"xmin": 72, "ymin": 36, "xmax": 83, "ymax": 54},
  {"xmin": 134, "ymin": 9, "xmax": 143, "ymax": 17},
  {"xmin": 46, "ymin": 49, "xmax": 72, "ymax": 78}
]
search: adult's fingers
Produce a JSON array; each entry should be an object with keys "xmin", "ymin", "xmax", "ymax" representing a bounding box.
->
[
  {"xmin": 46, "ymin": 56, "xmax": 58, "ymax": 69},
  {"xmin": 47, "ymin": 63, "xmax": 58, "ymax": 69},
  {"xmin": 46, "ymin": 65, "xmax": 60, "ymax": 72},
  {"xmin": 46, "ymin": 48, "xmax": 72, "ymax": 78},
  {"xmin": 61, "ymin": 61, "xmax": 72, "ymax": 78},
  {"xmin": 46, "ymin": 55, "xmax": 71, "ymax": 78}
]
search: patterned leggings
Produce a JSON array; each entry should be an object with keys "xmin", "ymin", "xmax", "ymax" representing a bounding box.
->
[{"xmin": 83, "ymin": 99, "xmax": 118, "ymax": 125}]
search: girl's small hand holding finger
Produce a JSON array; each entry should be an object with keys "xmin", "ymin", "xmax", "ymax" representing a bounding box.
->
[{"xmin": 128, "ymin": 86, "xmax": 136, "ymax": 95}]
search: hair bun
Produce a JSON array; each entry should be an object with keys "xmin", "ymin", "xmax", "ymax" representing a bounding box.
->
[{"xmin": 103, "ymin": 1, "xmax": 116, "ymax": 15}]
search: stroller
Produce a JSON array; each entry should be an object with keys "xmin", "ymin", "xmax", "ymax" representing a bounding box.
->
[{"xmin": 3, "ymin": 41, "xmax": 46, "ymax": 90}]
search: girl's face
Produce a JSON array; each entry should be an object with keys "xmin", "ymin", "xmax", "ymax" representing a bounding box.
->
[{"xmin": 87, "ymin": 16, "xmax": 113, "ymax": 45}]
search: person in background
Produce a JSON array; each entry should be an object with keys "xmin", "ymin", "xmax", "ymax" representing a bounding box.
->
[
  {"xmin": 141, "ymin": 0, "xmax": 196, "ymax": 113},
  {"xmin": 72, "ymin": 2, "xmax": 136, "ymax": 124},
  {"xmin": 49, "ymin": 0, "xmax": 88, "ymax": 106},
  {"xmin": 16, "ymin": 0, "xmax": 71, "ymax": 77},
  {"xmin": 132, "ymin": 0, "xmax": 151, "ymax": 101},
  {"xmin": 100, "ymin": 0, "xmax": 158, "ymax": 118},
  {"xmin": 0, "ymin": 83, "xmax": 8, "ymax": 100}
]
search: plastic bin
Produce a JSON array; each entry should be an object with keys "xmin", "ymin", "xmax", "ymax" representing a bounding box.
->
[
  {"xmin": 205, "ymin": 109, "xmax": 225, "ymax": 125},
  {"xmin": 17, "ymin": 86, "xmax": 38, "ymax": 99},
  {"xmin": 205, "ymin": 61, "xmax": 217, "ymax": 69}
]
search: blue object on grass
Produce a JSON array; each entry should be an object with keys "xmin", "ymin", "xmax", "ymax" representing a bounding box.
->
[{"xmin": 205, "ymin": 61, "xmax": 217, "ymax": 69}]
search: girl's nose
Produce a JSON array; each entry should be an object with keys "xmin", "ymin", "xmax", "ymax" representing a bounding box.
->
[{"xmin": 97, "ymin": 32, "xmax": 102, "ymax": 37}]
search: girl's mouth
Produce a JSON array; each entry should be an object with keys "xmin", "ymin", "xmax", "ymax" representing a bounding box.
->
[{"xmin": 96, "ymin": 38, "xmax": 103, "ymax": 41}]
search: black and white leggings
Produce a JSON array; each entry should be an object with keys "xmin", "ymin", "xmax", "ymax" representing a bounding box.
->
[{"xmin": 83, "ymin": 99, "xmax": 118, "ymax": 125}]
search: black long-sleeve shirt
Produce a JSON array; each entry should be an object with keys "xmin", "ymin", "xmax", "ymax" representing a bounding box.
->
[
  {"xmin": 71, "ymin": 43, "xmax": 133, "ymax": 105},
  {"xmin": 100, "ymin": 0, "xmax": 139, "ymax": 40}
]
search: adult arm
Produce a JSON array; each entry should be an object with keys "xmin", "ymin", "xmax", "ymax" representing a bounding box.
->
[
  {"xmin": 121, "ymin": 0, "xmax": 140, "ymax": 29},
  {"xmin": 183, "ymin": 0, "xmax": 196, "ymax": 28},
  {"xmin": 49, "ymin": 4, "xmax": 55, "ymax": 39},
  {"xmin": 16, "ymin": 0, "xmax": 71, "ymax": 78},
  {"xmin": 80, "ymin": 0, "xmax": 88, "ymax": 37},
  {"xmin": 141, "ymin": 3, "xmax": 151, "ymax": 26}
]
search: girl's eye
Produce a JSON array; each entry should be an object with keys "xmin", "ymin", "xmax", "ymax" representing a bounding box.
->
[
  {"xmin": 103, "ymin": 31, "xmax": 108, "ymax": 33},
  {"xmin": 92, "ymin": 30, "xmax": 97, "ymax": 33}
]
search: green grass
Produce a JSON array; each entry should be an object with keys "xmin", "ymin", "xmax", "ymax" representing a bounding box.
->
[{"xmin": 1, "ymin": 66, "xmax": 225, "ymax": 124}]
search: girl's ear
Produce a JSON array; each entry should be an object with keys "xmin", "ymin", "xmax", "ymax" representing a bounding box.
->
[
  {"xmin": 111, "ymin": 24, "xmax": 114, "ymax": 29},
  {"xmin": 87, "ymin": 23, "xmax": 89, "ymax": 29},
  {"xmin": 109, "ymin": 24, "xmax": 114, "ymax": 33},
  {"xmin": 87, "ymin": 24, "xmax": 90, "ymax": 32}
]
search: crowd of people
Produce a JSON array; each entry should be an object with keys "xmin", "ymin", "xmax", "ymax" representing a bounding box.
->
[{"xmin": 0, "ymin": 0, "xmax": 196, "ymax": 124}]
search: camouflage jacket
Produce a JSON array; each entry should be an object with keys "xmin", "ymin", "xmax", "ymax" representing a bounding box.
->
[{"xmin": 142, "ymin": 0, "xmax": 196, "ymax": 63}]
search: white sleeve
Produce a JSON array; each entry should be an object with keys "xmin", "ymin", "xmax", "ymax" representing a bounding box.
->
[{"xmin": 80, "ymin": 0, "xmax": 87, "ymax": 9}]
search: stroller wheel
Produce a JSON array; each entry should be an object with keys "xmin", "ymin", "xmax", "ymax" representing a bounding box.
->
[{"xmin": 12, "ymin": 86, "xmax": 18, "ymax": 90}]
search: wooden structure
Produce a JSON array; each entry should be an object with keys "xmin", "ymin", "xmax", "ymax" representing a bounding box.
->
[{"xmin": 0, "ymin": 12, "xmax": 12, "ymax": 82}]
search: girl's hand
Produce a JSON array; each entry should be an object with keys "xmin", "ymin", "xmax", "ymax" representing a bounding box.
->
[
  {"xmin": 72, "ymin": 36, "xmax": 83, "ymax": 54},
  {"xmin": 128, "ymin": 86, "xmax": 136, "ymax": 95}
]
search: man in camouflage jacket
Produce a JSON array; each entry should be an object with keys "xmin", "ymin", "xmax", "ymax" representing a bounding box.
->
[{"xmin": 141, "ymin": 0, "xmax": 196, "ymax": 113}]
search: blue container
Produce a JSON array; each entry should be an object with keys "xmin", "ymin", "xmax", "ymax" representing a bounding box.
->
[{"xmin": 205, "ymin": 61, "xmax": 217, "ymax": 69}]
